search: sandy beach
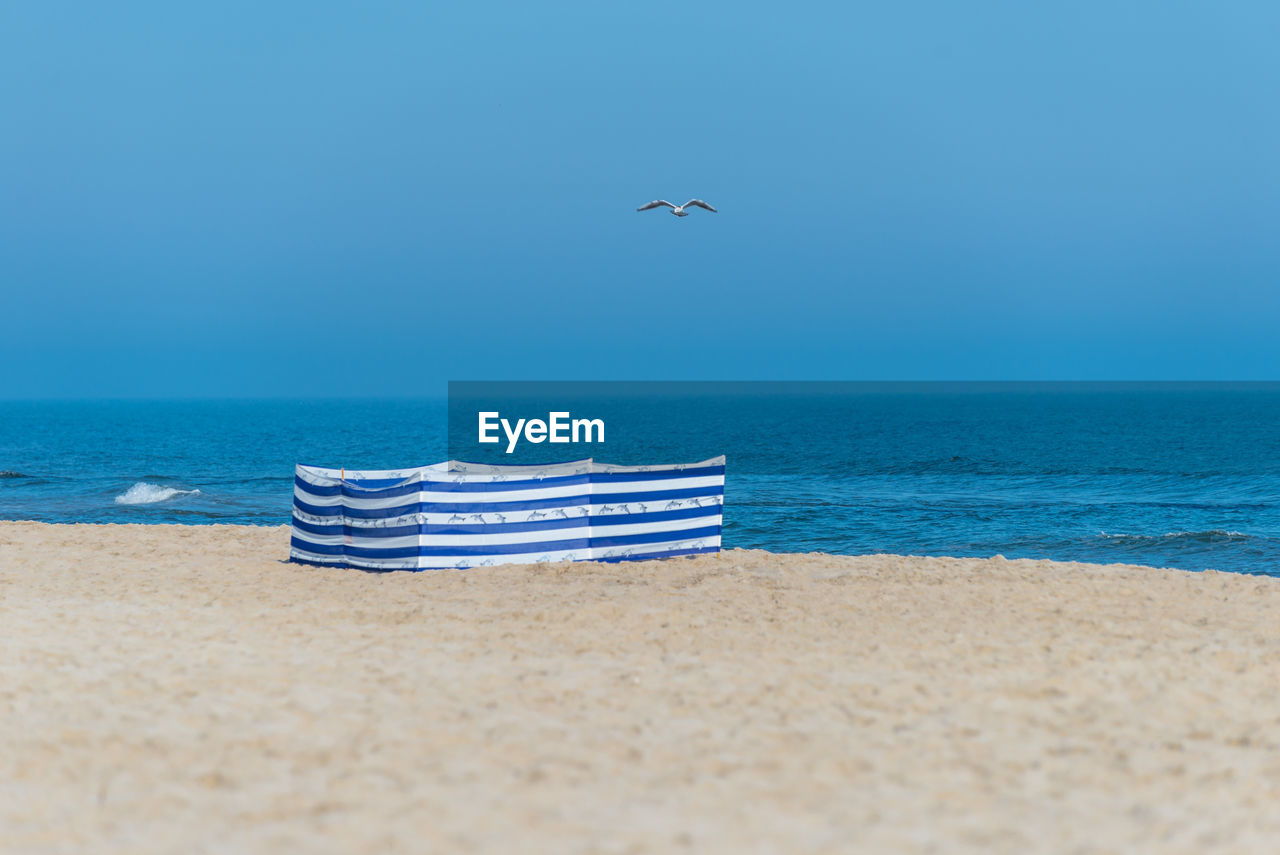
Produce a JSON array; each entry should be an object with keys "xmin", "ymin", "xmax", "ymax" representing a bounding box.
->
[{"xmin": 3, "ymin": 522, "xmax": 1280, "ymax": 853}]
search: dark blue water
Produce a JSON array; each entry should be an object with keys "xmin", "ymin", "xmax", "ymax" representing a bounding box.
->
[{"xmin": 3, "ymin": 385, "xmax": 1279, "ymax": 575}]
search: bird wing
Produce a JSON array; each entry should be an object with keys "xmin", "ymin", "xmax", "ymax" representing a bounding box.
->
[
  {"xmin": 684, "ymin": 199, "xmax": 717, "ymax": 213},
  {"xmin": 637, "ymin": 200, "xmax": 675, "ymax": 211}
]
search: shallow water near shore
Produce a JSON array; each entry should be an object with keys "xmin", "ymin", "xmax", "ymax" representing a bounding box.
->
[{"xmin": 2, "ymin": 384, "xmax": 1279, "ymax": 575}]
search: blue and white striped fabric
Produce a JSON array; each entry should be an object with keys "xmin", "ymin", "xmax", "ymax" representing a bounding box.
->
[{"xmin": 289, "ymin": 457, "xmax": 724, "ymax": 571}]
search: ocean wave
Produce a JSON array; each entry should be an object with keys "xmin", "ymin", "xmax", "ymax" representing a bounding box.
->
[
  {"xmin": 877, "ymin": 456, "xmax": 1006, "ymax": 475},
  {"xmin": 114, "ymin": 482, "xmax": 202, "ymax": 505},
  {"xmin": 1099, "ymin": 529, "xmax": 1254, "ymax": 544}
]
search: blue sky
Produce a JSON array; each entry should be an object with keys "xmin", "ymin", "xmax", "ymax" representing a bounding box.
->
[{"xmin": 3, "ymin": 1, "xmax": 1278, "ymax": 397}]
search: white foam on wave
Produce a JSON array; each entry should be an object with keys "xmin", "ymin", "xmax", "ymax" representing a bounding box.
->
[
  {"xmin": 1099, "ymin": 529, "xmax": 1248, "ymax": 541},
  {"xmin": 115, "ymin": 482, "xmax": 202, "ymax": 505}
]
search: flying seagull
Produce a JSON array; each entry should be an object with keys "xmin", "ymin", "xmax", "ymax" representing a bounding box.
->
[{"xmin": 637, "ymin": 199, "xmax": 718, "ymax": 217}]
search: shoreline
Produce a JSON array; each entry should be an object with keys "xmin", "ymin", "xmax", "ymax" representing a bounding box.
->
[
  {"xmin": 0, "ymin": 519, "xmax": 1211, "ymax": 575},
  {"xmin": 5, "ymin": 521, "xmax": 1280, "ymax": 852}
]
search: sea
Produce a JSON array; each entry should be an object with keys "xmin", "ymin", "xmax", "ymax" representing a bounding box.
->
[{"xmin": 3, "ymin": 383, "xmax": 1279, "ymax": 576}]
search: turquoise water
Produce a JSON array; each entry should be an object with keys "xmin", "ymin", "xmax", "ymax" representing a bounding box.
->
[{"xmin": 3, "ymin": 385, "xmax": 1279, "ymax": 575}]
